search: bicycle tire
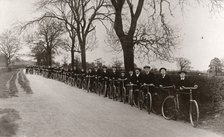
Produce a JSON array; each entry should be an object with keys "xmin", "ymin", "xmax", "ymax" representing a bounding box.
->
[
  {"xmin": 76, "ymin": 79, "xmax": 82, "ymax": 89},
  {"xmin": 133, "ymin": 90, "xmax": 138, "ymax": 107},
  {"xmin": 97, "ymin": 83, "xmax": 102, "ymax": 95},
  {"xmin": 189, "ymin": 100, "xmax": 199, "ymax": 127},
  {"xmin": 123, "ymin": 87, "xmax": 127, "ymax": 104},
  {"xmin": 113, "ymin": 86, "xmax": 116, "ymax": 100},
  {"xmin": 162, "ymin": 96, "xmax": 177, "ymax": 120},
  {"xmin": 82, "ymin": 80, "xmax": 87, "ymax": 90},
  {"xmin": 138, "ymin": 91, "xmax": 144, "ymax": 110},
  {"xmin": 147, "ymin": 92, "xmax": 152, "ymax": 114}
]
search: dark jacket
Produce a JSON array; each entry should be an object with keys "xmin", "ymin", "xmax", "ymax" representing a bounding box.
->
[
  {"xmin": 127, "ymin": 74, "xmax": 136, "ymax": 84},
  {"xmin": 158, "ymin": 74, "xmax": 173, "ymax": 87},
  {"xmin": 110, "ymin": 71, "xmax": 119, "ymax": 79},
  {"xmin": 141, "ymin": 72, "xmax": 155, "ymax": 84},
  {"xmin": 176, "ymin": 77, "xmax": 193, "ymax": 89}
]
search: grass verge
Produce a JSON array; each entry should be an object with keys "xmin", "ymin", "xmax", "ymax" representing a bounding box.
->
[{"xmin": 0, "ymin": 70, "xmax": 18, "ymax": 98}]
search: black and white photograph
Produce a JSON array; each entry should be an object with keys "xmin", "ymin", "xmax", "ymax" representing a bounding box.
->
[{"xmin": 0, "ymin": 0, "xmax": 224, "ymax": 137}]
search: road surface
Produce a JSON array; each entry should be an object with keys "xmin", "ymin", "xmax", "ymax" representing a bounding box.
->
[{"xmin": 0, "ymin": 74, "xmax": 222, "ymax": 137}]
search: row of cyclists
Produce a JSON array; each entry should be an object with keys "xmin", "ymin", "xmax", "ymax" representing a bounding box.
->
[{"xmin": 26, "ymin": 65, "xmax": 197, "ymax": 114}]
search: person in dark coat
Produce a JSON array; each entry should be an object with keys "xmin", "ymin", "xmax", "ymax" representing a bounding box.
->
[
  {"xmin": 156, "ymin": 68, "xmax": 174, "ymax": 112},
  {"xmin": 176, "ymin": 71, "xmax": 198, "ymax": 119},
  {"xmin": 126, "ymin": 69, "xmax": 136, "ymax": 84},
  {"xmin": 141, "ymin": 66, "xmax": 155, "ymax": 85},
  {"xmin": 101, "ymin": 66, "xmax": 109, "ymax": 97},
  {"xmin": 158, "ymin": 68, "xmax": 173, "ymax": 87},
  {"xmin": 140, "ymin": 66, "xmax": 155, "ymax": 94},
  {"xmin": 134, "ymin": 68, "xmax": 142, "ymax": 87},
  {"xmin": 110, "ymin": 66, "xmax": 119, "ymax": 80},
  {"xmin": 118, "ymin": 70, "xmax": 127, "ymax": 101}
]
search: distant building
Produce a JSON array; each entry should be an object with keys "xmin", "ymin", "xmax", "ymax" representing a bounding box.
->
[{"xmin": 0, "ymin": 54, "xmax": 6, "ymax": 68}]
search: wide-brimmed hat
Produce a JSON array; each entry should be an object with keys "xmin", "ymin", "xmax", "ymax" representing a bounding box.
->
[
  {"xmin": 159, "ymin": 67, "xmax": 167, "ymax": 72},
  {"xmin": 135, "ymin": 68, "xmax": 141, "ymax": 71},
  {"xmin": 143, "ymin": 66, "xmax": 151, "ymax": 69},
  {"xmin": 178, "ymin": 70, "xmax": 187, "ymax": 74}
]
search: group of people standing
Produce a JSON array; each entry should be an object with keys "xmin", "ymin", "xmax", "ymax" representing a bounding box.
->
[{"xmin": 26, "ymin": 65, "xmax": 197, "ymax": 118}]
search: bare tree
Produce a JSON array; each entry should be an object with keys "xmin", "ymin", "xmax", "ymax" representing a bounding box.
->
[
  {"xmin": 35, "ymin": 0, "xmax": 110, "ymax": 70},
  {"xmin": 112, "ymin": 57, "xmax": 123, "ymax": 69},
  {"xmin": 94, "ymin": 58, "xmax": 105, "ymax": 68},
  {"xmin": 109, "ymin": 0, "xmax": 179, "ymax": 71},
  {"xmin": 0, "ymin": 30, "xmax": 20, "ymax": 68},
  {"xmin": 27, "ymin": 19, "xmax": 64, "ymax": 66},
  {"xmin": 176, "ymin": 57, "xmax": 191, "ymax": 71}
]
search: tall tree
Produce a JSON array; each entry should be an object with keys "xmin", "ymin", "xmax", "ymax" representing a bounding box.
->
[
  {"xmin": 35, "ymin": 1, "xmax": 80, "ymax": 69},
  {"xmin": 209, "ymin": 57, "xmax": 222, "ymax": 76},
  {"xmin": 109, "ymin": 0, "xmax": 178, "ymax": 71},
  {"xmin": 0, "ymin": 30, "xmax": 20, "ymax": 68},
  {"xmin": 26, "ymin": 19, "xmax": 64, "ymax": 66},
  {"xmin": 31, "ymin": 43, "xmax": 48, "ymax": 65},
  {"xmin": 35, "ymin": 0, "xmax": 110, "ymax": 70}
]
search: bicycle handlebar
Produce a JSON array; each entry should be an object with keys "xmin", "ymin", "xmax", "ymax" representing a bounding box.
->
[
  {"xmin": 160, "ymin": 85, "xmax": 175, "ymax": 89},
  {"xmin": 141, "ymin": 84, "xmax": 155, "ymax": 87},
  {"xmin": 182, "ymin": 85, "xmax": 198, "ymax": 90},
  {"xmin": 126, "ymin": 83, "xmax": 137, "ymax": 87}
]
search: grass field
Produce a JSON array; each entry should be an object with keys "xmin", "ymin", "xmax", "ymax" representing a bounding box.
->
[{"xmin": 0, "ymin": 69, "xmax": 19, "ymax": 98}]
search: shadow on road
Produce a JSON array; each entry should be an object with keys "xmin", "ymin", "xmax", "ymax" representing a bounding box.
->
[{"xmin": 0, "ymin": 108, "xmax": 20, "ymax": 137}]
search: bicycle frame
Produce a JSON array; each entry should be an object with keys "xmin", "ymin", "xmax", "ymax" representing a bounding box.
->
[{"xmin": 126, "ymin": 83, "xmax": 137, "ymax": 106}]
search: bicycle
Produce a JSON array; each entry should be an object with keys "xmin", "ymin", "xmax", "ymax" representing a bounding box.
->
[
  {"xmin": 109, "ymin": 79, "xmax": 119, "ymax": 100},
  {"xmin": 161, "ymin": 85, "xmax": 199, "ymax": 127},
  {"xmin": 152, "ymin": 85, "xmax": 175, "ymax": 114},
  {"xmin": 138, "ymin": 84, "xmax": 154, "ymax": 114},
  {"xmin": 118, "ymin": 78, "xmax": 127, "ymax": 102},
  {"xmin": 125, "ymin": 83, "xmax": 138, "ymax": 107},
  {"xmin": 82, "ymin": 75, "xmax": 92, "ymax": 91},
  {"xmin": 102, "ymin": 77, "xmax": 109, "ymax": 97}
]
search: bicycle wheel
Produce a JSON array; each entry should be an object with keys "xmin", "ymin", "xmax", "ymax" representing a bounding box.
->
[
  {"xmin": 112, "ymin": 86, "xmax": 116, "ymax": 100},
  {"xmin": 138, "ymin": 91, "xmax": 144, "ymax": 110},
  {"xmin": 87, "ymin": 81, "xmax": 90, "ymax": 92},
  {"xmin": 97, "ymin": 83, "xmax": 102, "ymax": 95},
  {"xmin": 146, "ymin": 92, "xmax": 152, "ymax": 114},
  {"xmin": 189, "ymin": 100, "xmax": 199, "ymax": 127},
  {"xmin": 129, "ymin": 90, "xmax": 133, "ymax": 106},
  {"xmin": 123, "ymin": 87, "xmax": 127, "ymax": 104},
  {"xmin": 162, "ymin": 96, "xmax": 177, "ymax": 120},
  {"xmin": 103, "ymin": 85, "xmax": 107, "ymax": 97},
  {"xmin": 76, "ymin": 79, "xmax": 82, "ymax": 89},
  {"xmin": 133, "ymin": 90, "xmax": 138, "ymax": 107},
  {"xmin": 82, "ymin": 80, "xmax": 87, "ymax": 90}
]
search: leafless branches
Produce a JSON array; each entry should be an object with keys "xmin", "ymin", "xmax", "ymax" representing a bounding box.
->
[{"xmin": 0, "ymin": 30, "xmax": 20, "ymax": 67}]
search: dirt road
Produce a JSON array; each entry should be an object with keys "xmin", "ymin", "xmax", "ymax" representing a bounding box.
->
[{"xmin": 0, "ymin": 74, "xmax": 222, "ymax": 137}]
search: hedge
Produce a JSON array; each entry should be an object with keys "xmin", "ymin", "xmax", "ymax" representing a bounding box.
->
[{"xmin": 156, "ymin": 73, "xmax": 224, "ymax": 118}]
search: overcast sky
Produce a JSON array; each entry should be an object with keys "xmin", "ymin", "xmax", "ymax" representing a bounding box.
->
[{"xmin": 0, "ymin": 0, "xmax": 224, "ymax": 71}]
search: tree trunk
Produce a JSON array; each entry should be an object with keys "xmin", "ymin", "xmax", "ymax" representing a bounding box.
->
[
  {"xmin": 80, "ymin": 42, "xmax": 86, "ymax": 71},
  {"xmin": 71, "ymin": 50, "xmax": 74, "ymax": 70},
  {"xmin": 48, "ymin": 50, "xmax": 52, "ymax": 66},
  {"xmin": 71, "ymin": 39, "xmax": 75, "ymax": 70},
  {"xmin": 121, "ymin": 39, "xmax": 134, "ymax": 72}
]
